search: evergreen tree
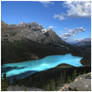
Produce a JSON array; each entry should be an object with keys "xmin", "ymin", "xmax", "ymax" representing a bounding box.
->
[
  {"xmin": 49, "ymin": 79, "xmax": 56, "ymax": 91},
  {"xmin": 1, "ymin": 72, "xmax": 9, "ymax": 91},
  {"xmin": 72, "ymin": 70, "xmax": 77, "ymax": 80},
  {"xmin": 13, "ymin": 77, "xmax": 18, "ymax": 85},
  {"xmin": 3, "ymin": 72, "xmax": 7, "ymax": 80},
  {"xmin": 43, "ymin": 82, "xmax": 50, "ymax": 91}
]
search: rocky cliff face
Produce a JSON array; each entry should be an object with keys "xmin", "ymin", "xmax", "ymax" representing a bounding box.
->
[
  {"xmin": 2, "ymin": 21, "xmax": 69, "ymax": 47},
  {"xmin": 59, "ymin": 72, "xmax": 91, "ymax": 91},
  {"xmin": 1, "ymin": 21, "xmax": 73, "ymax": 64}
]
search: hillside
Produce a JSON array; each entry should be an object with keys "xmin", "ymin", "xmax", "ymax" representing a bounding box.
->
[
  {"xmin": 1, "ymin": 21, "xmax": 74, "ymax": 64},
  {"xmin": 10, "ymin": 66, "xmax": 91, "ymax": 90},
  {"xmin": 70, "ymin": 38, "xmax": 91, "ymax": 66},
  {"xmin": 1, "ymin": 21, "xmax": 91, "ymax": 66}
]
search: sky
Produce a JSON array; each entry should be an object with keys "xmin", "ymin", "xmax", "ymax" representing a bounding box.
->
[{"xmin": 1, "ymin": 1, "xmax": 91, "ymax": 42}]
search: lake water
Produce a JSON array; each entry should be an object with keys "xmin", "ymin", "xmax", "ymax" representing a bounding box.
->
[{"xmin": 2, "ymin": 54, "xmax": 83, "ymax": 78}]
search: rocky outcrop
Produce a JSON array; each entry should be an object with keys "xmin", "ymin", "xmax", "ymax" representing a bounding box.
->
[
  {"xmin": 1, "ymin": 21, "xmax": 8, "ymax": 28},
  {"xmin": 59, "ymin": 72, "xmax": 91, "ymax": 91},
  {"xmin": 7, "ymin": 85, "xmax": 43, "ymax": 91},
  {"xmin": 1, "ymin": 21, "xmax": 74, "ymax": 64},
  {"xmin": 2, "ymin": 21, "xmax": 70, "ymax": 49}
]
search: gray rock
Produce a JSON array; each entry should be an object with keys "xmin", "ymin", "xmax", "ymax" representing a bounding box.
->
[
  {"xmin": 59, "ymin": 72, "xmax": 91, "ymax": 91},
  {"xmin": 7, "ymin": 85, "xmax": 44, "ymax": 91},
  {"xmin": 2, "ymin": 21, "xmax": 71, "ymax": 50}
]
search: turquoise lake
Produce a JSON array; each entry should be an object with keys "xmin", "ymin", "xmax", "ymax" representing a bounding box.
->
[{"xmin": 2, "ymin": 54, "xmax": 83, "ymax": 78}]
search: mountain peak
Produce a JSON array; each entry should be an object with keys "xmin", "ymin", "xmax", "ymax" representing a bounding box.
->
[
  {"xmin": 1, "ymin": 21, "xmax": 8, "ymax": 28},
  {"xmin": 76, "ymin": 38, "xmax": 91, "ymax": 42},
  {"xmin": 18, "ymin": 22, "xmax": 27, "ymax": 27},
  {"xmin": 1, "ymin": 21, "xmax": 68, "ymax": 47}
]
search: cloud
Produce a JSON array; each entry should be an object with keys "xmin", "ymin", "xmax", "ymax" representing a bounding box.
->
[
  {"xmin": 53, "ymin": 1, "xmax": 91, "ymax": 21},
  {"xmin": 64, "ymin": 1, "xmax": 91, "ymax": 17},
  {"xmin": 65, "ymin": 27, "xmax": 85, "ymax": 35},
  {"xmin": 40, "ymin": 1, "xmax": 54, "ymax": 7},
  {"xmin": 61, "ymin": 27, "xmax": 85, "ymax": 40},
  {"xmin": 48, "ymin": 25, "xmax": 56, "ymax": 29},
  {"xmin": 53, "ymin": 14, "xmax": 65, "ymax": 20},
  {"xmin": 62, "ymin": 33, "xmax": 72, "ymax": 40}
]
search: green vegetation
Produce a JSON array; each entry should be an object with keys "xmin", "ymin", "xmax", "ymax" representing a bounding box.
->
[
  {"xmin": 1, "ymin": 66, "xmax": 90, "ymax": 91},
  {"xmin": 67, "ymin": 70, "xmax": 78, "ymax": 83},
  {"xmin": 2, "ymin": 40, "xmax": 33, "ymax": 64},
  {"xmin": 43, "ymin": 82, "xmax": 50, "ymax": 91},
  {"xmin": 8, "ymin": 66, "xmax": 90, "ymax": 91},
  {"xmin": 1, "ymin": 38, "xmax": 70, "ymax": 65},
  {"xmin": 49, "ymin": 79, "xmax": 56, "ymax": 91},
  {"xmin": 68, "ymin": 87, "xmax": 78, "ymax": 91},
  {"xmin": 24, "ymin": 88, "xmax": 27, "ymax": 91},
  {"xmin": 43, "ymin": 79, "xmax": 56, "ymax": 91},
  {"xmin": 1, "ymin": 72, "xmax": 10, "ymax": 91}
]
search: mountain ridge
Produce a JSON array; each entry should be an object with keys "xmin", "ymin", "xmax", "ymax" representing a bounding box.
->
[
  {"xmin": 1, "ymin": 21, "xmax": 91, "ymax": 66},
  {"xmin": 2, "ymin": 21, "xmax": 74, "ymax": 64}
]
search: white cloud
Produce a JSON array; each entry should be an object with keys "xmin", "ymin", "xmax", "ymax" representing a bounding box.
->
[
  {"xmin": 40, "ymin": 1, "xmax": 54, "ymax": 7},
  {"xmin": 48, "ymin": 25, "xmax": 56, "ymax": 29},
  {"xmin": 53, "ymin": 14, "xmax": 65, "ymax": 20},
  {"xmin": 62, "ymin": 33, "xmax": 72, "ymax": 40},
  {"xmin": 53, "ymin": 1, "xmax": 91, "ymax": 21},
  {"xmin": 65, "ymin": 1, "xmax": 91, "ymax": 17},
  {"xmin": 61, "ymin": 27, "xmax": 85, "ymax": 40},
  {"xmin": 65, "ymin": 27, "xmax": 85, "ymax": 35}
]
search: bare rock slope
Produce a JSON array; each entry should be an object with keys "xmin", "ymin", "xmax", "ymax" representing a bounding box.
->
[{"xmin": 59, "ymin": 72, "xmax": 91, "ymax": 91}]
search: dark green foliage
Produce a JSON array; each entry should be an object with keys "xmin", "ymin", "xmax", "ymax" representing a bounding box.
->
[
  {"xmin": 10, "ymin": 66, "xmax": 90, "ymax": 91},
  {"xmin": 12, "ymin": 77, "xmax": 19, "ymax": 85},
  {"xmin": 67, "ymin": 70, "xmax": 78, "ymax": 83},
  {"xmin": 3, "ymin": 72, "xmax": 7, "ymax": 80},
  {"xmin": 43, "ymin": 82, "xmax": 50, "ymax": 91},
  {"xmin": 2, "ymin": 40, "xmax": 33, "ymax": 64},
  {"xmin": 49, "ymin": 79, "xmax": 56, "ymax": 91},
  {"xmin": 72, "ymin": 87, "xmax": 78, "ymax": 91},
  {"xmin": 43, "ymin": 79, "xmax": 56, "ymax": 91},
  {"xmin": 1, "ymin": 38, "xmax": 71, "ymax": 65},
  {"xmin": 24, "ymin": 87, "xmax": 27, "ymax": 91},
  {"xmin": 72, "ymin": 70, "xmax": 78, "ymax": 79},
  {"xmin": 68, "ymin": 87, "xmax": 78, "ymax": 91},
  {"xmin": 67, "ymin": 76, "xmax": 72, "ymax": 83},
  {"xmin": 1, "ymin": 72, "xmax": 10, "ymax": 91}
]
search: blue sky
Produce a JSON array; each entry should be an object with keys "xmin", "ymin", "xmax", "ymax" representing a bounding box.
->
[{"xmin": 1, "ymin": 1, "xmax": 91, "ymax": 42}]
